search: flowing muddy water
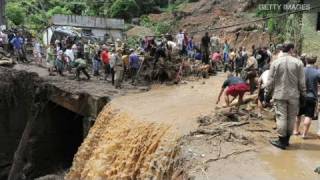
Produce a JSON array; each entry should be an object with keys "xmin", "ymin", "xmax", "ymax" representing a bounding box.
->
[
  {"xmin": 111, "ymin": 75, "xmax": 227, "ymax": 135},
  {"xmin": 67, "ymin": 73, "xmax": 319, "ymax": 179}
]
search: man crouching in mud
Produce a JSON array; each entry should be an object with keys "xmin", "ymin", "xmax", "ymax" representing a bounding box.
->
[
  {"xmin": 265, "ymin": 42, "xmax": 306, "ymax": 150},
  {"xmin": 216, "ymin": 73, "xmax": 250, "ymax": 110}
]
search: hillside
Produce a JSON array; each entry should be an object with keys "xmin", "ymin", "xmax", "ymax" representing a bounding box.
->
[{"xmin": 133, "ymin": 0, "xmax": 273, "ymax": 51}]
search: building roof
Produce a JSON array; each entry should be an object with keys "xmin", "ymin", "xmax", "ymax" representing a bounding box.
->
[{"xmin": 51, "ymin": 14, "xmax": 125, "ymax": 30}]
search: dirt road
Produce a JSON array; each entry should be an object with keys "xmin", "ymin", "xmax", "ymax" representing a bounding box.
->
[
  {"xmin": 111, "ymin": 73, "xmax": 320, "ymax": 180},
  {"xmin": 111, "ymin": 74, "xmax": 226, "ymax": 135}
]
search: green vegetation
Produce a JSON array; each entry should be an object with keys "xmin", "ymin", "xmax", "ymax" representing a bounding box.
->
[
  {"xmin": 5, "ymin": 0, "xmax": 176, "ymax": 32},
  {"xmin": 256, "ymin": 0, "xmax": 303, "ymax": 52},
  {"xmin": 109, "ymin": 0, "xmax": 140, "ymax": 19},
  {"xmin": 5, "ymin": 3, "xmax": 25, "ymax": 26},
  {"xmin": 140, "ymin": 15, "xmax": 174, "ymax": 35}
]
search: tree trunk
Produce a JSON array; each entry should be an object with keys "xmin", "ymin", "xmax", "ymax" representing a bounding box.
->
[{"xmin": 0, "ymin": 0, "xmax": 5, "ymax": 26}]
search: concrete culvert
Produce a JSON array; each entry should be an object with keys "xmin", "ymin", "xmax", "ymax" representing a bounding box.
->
[{"xmin": 0, "ymin": 67, "xmax": 108, "ymax": 180}]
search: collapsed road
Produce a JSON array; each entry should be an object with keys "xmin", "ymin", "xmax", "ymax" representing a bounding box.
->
[
  {"xmin": 0, "ymin": 65, "xmax": 319, "ymax": 180},
  {"xmin": 0, "ymin": 66, "xmax": 112, "ymax": 180}
]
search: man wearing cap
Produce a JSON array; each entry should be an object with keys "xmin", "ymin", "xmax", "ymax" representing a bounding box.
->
[
  {"xmin": 101, "ymin": 45, "xmax": 110, "ymax": 81},
  {"xmin": 266, "ymin": 42, "xmax": 306, "ymax": 150}
]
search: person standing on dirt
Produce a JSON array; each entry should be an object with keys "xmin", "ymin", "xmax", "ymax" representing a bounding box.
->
[
  {"xmin": 201, "ymin": 32, "xmax": 210, "ymax": 64},
  {"xmin": 92, "ymin": 49, "xmax": 102, "ymax": 76},
  {"xmin": 113, "ymin": 49, "xmax": 124, "ymax": 89},
  {"xmin": 101, "ymin": 45, "xmax": 110, "ymax": 81},
  {"xmin": 55, "ymin": 50, "xmax": 65, "ymax": 76},
  {"xmin": 109, "ymin": 48, "xmax": 116, "ymax": 85},
  {"xmin": 229, "ymin": 48, "xmax": 237, "ymax": 72},
  {"xmin": 257, "ymin": 64, "xmax": 270, "ymax": 118},
  {"xmin": 211, "ymin": 51, "xmax": 222, "ymax": 73},
  {"xmin": 223, "ymin": 40, "xmax": 230, "ymax": 72},
  {"xmin": 244, "ymin": 56, "xmax": 258, "ymax": 94},
  {"xmin": 294, "ymin": 55, "xmax": 320, "ymax": 139},
  {"xmin": 210, "ymin": 34, "xmax": 220, "ymax": 53},
  {"xmin": 46, "ymin": 44, "xmax": 55, "ymax": 76},
  {"xmin": 216, "ymin": 73, "xmax": 250, "ymax": 109},
  {"xmin": 11, "ymin": 32, "xmax": 25, "ymax": 62},
  {"xmin": 235, "ymin": 47, "xmax": 245, "ymax": 77},
  {"xmin": 84, "ymin": 41, "xmax": 90, "ymax": 63},
  {"xmin": 187, "ymin": 36, "xmax": 195, "ymax": 58},
  {"xmin": 129, "ymin": 49, "xmax": 140, "ymax": 84},
  {"xmin": 33, "ymin": 39, "xmax": 42, "ymax": 66},
  {"xmin": 176, "ymin": 29, "xmax": 185, "ymax": 56},
  {"xmin": 266, "ymin": 42, "xmax": 306, "ymax": 150}
]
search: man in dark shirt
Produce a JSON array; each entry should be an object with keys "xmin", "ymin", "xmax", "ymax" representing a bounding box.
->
[
  {"xmin": 201, "ymin": 32, "xmax": 211, "ymax": 64},
  {"xmin": 216, "ymin": 73, "xmax": 250, "ymax": 109},
  {"xmin": 257, "ymin": 47, "xmax": 270, "ymax": 75},
  {"xmin": 294, "ymin": 55, "xmax": 320, "ymax": 138}
]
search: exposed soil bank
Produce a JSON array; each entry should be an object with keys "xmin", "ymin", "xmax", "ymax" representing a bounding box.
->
[{"xmin": 0, "ymin": 67, "xmax": 110, "ymax": 180}]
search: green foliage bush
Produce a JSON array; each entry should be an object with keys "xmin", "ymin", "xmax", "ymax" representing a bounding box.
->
[
  {"xmin": 109, "ymin": 0, "xmax": 140, "ymax": 19},
  {"xmin": 5, "ymin": 0, "xmax": 176, "ymax": 33},
  {"xmin": 5, "ymin": 3, "xmax": 25, "ymax": 26},
  {"xmin": 140, "ymin": 15, "xmax": 173, "ymax": 35}
]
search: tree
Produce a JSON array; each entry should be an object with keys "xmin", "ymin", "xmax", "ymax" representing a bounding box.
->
[
  {"xmin": 5, "ymin": 2, "xmax": 25, "ymax": 26},
  {"xmin": 109, "ymin": 0, "xmax": 140, "ymax": 19},
  {"xmin": 46, "ymin": 6, "xmax": 72, "ymax": 17}
]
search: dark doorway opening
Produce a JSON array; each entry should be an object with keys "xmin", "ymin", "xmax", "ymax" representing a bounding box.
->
[{"xmin": 28, "ymin": 101, "xmax": 84, "ymax": 178}]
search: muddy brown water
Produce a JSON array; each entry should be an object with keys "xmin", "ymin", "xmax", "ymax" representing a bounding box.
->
[
  {"xmin": 111, "ymin": 74, "xmax": 320, "ymax": 180},
  {"xmin": 260, "ymin": 125, "xmax": 320, "ymax": 180}
]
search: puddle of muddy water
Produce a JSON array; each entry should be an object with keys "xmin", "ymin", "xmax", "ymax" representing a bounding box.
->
[{"xmin": 260, "ymin": 130, "xmax": 320, "ymax": 180}]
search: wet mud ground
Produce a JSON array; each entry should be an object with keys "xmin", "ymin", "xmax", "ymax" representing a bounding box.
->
[
  {"xmin": 11, "ymin": 64, "xmax": 320, "ymax": 179},
  {"xmin": 111, "ymin": 73, "xmax": 320, "ymax": 180}
]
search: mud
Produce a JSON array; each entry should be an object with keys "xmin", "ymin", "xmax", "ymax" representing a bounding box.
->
[
  {"xmin": 2, "ymin": 64, "xmax": 319, "ymax": 180},
  {"xmin": 260, "ymin": 122, "xmax": 320, "ymax": 180},
  {"xmin": 0, "ymin": 67, "xmax": 49, "ymax": 180},
  {"xmin": 66, "ymin": 106, "xmax": 183, "ymax": 180},
  {"xmin": 103, "ymin": 75, "xmax": 319, "ymax": 180}
]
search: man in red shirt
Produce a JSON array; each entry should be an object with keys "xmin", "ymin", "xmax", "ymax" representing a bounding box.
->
[{"xmin": 101, "ymin": 45, "xmax": 110, "ymax": 80}]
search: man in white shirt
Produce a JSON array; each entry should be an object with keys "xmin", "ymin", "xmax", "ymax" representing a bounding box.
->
[
  {"xmin": 257, "ymin": 67, "xmax": 270, "ymax": 117},
  {"xmin": 176, "ymin": 29, "xmax": 184, "ymax": 52}
]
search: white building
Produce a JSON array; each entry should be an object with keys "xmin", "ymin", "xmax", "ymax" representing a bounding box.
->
[{"xmin": 43, "ymin": 14, "xmax": 125, "ymax": 45}]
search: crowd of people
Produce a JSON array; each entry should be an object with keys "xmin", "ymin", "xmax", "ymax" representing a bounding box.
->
[
  {"xmin": 45, "ymin": 38, "xmax": 143, "ymax": 89},
  {"xmin": 1, "ymin": 29, "xmax": 320, "ymax": 147},
  {"xmin": 215, "ymin": 41, "xmax": 320, "ymax": 150}
]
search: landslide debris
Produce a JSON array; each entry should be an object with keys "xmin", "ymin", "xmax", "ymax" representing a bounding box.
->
[
  {"xmin": 178, "ymin": 108, "xmax": 275, "ymax": 177},
  {"xmin": 66, "ymin": 106, "xmax": 184, "ymax": 180}
]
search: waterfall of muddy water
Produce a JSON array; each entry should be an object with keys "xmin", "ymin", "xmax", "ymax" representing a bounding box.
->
[{"xmin": 66, "ymin": 105, "xmax": 181, "ymax": 180}]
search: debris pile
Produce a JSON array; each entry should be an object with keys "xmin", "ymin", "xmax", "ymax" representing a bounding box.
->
[
  {"xmin": 137, "ymin": 55, "xmax": 211, "ymax": 84},
  {"xmin": 178, "ymin": 108, "xmax": 275, "ymax": 176},
  {"xmin": 0, "ymin": 48, "xmax": 13, "ymax": 66},
  {"xmin": 66, "ymin": 105, "xmax": 184, "ymax": 180}
]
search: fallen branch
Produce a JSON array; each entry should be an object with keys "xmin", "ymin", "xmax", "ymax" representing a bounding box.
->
[
  {"xmin": 205, "ymin": 149, "xmax": 255, "ymax": 163},
  {"xmin": 246, "ymin": 129, "xmax": 271, "ymax": 133},
  {"xmin": 224, "ymin": 121, "xmax": 249, "ymax": 128},
  {"xmin": 190, "ymin": 129, "xmax": 223, "ymax": 136}
]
